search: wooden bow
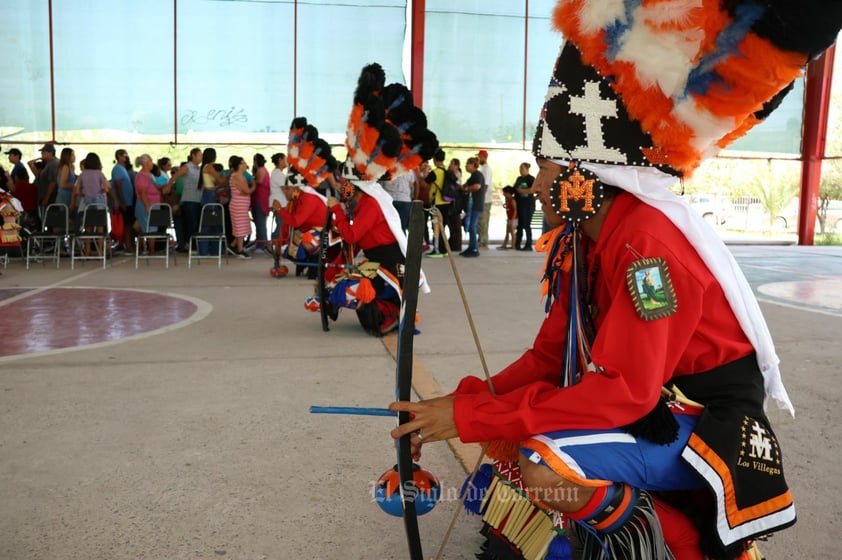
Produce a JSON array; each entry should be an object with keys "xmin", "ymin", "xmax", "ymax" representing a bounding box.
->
[{"xmin": 394, "ymin": 201, "xmax": 426, "ymax": 558}]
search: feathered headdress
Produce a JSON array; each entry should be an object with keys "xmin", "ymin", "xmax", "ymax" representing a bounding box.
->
[
  {"xmin": 287, "ymin": 117, "xmax": 337, "ymax": 187},
  {"xmin": 345, "ymin": 63, "xmax": 438, "ymax": 183},
  {"xmin": 534, "ymin": 0, "xmax": 842, "ymax": 178}
]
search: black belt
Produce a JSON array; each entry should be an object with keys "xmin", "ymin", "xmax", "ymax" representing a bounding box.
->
[{"xmin": 671, "ymin": 353, "xmax": 764, "ymax": 415}]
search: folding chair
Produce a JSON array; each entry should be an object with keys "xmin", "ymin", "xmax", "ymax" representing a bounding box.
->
[
  {"xmin": 188, "ymin": 202, "xmax": 227, "ymax": 269},
  {"xmin": 26, "ymin": 203, "xmax": 70, "ymax": 269},
  {"xmin": 71, "ymin": 204, "xmax": 110, "ymax": 269},
  {"xmin": 135, "ymin": 203, "xmax": 176, "ymax": 269}
]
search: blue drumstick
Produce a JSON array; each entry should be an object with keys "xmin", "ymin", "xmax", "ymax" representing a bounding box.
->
[{"xmin": 309, "ymin": 406, "xmax": 396, "ymax": 417}]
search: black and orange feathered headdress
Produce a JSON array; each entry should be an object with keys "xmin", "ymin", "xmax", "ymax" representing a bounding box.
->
[
  {"xmin": 287, "ymin": 117, "xmax": 337, "ymax": 187},
  {"xmin": 344, "ymin": 63, "xmax": 438, "ymax": 182},
  {"xmin": 533, "ymin": 0, "xmax": 842, "ymax": 178}
]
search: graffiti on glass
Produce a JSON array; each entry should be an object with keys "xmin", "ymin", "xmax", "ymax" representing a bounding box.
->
[{"xmin": 180, "ymin": 106, "xmax": 248, "ymax": 128}]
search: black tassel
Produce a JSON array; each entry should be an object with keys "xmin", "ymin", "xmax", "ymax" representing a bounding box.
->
[
  {"xmin": 476, "ymin": 524, "xmax": 525, "ymax": 560},
  {"xmin": 665, "ymin": 488, "xmax": 759, "ymax": 560},
  {"xmin": 697, "ymin": 516, "xmax": 756, "ymax": 560},
  {"xmin": 620, "ymin": 398, "xmax": 679, "ymax": 445},
  {"xmin": 573, "ymin": 491, "xmax": 674, "ymax": 560}
]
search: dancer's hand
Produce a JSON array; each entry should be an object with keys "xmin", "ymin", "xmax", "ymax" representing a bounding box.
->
[{"xmin": 388, "ymin": 397, "xmax": 458, "ymax": 449}]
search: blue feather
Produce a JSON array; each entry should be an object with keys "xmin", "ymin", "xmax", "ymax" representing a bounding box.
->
[
  {"xmin": 687, "ymin": 3, "xmax": 765, "ymax": 96},
  {"xmin": 387, "ymin": 92, "xmax": 408, "ymax": 112},
  {"xmin": 604, "ymin": 0, "xmax": 642, "ymax": 62}
]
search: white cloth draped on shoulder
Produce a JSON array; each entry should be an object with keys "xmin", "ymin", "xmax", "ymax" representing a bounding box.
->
[
  {"xmin": 550, "ymin": 158, "xmax": 794, "ymax": 416},
  {"xmin": 354, "ymin": 179, "xmax": 431, "ymax": 294}
]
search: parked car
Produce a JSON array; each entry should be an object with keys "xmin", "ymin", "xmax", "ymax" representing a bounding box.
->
[
  {"xmin": 689, "ymin": 193, "xmax": 735, "ymax": 225},
  {"xmin": 776, "ymin": 198, "xmax": 842, "ymax": 232}
]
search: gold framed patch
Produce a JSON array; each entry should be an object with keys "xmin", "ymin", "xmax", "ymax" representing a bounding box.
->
[{"xmin": 626, "ymin": 257, "xmax": 677, "ymax": 320}]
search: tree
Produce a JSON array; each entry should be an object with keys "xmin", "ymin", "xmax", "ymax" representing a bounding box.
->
[
  {"xmin": 818, "ymin": 160, "xmax": 842, "ymax": 233},
  {"xmin": 746, "ymin": 160, "xmax": 799, "ymax": 228},
  {"xmin": 817, "ymin": 56, "xmax": 842, "ymax": 234},
  {"xmin": 685, "ymin": 157, "xmax": 745, "ymax": 199}
]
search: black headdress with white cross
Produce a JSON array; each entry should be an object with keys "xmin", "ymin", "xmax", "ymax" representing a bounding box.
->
[{"xmin": 532, "ymin": 42, "xmax": 678, "ymax": 178}]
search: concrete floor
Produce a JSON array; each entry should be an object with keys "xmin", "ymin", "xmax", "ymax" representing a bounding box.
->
[{"xmin": 0, "ymin": 242, "xmax": 840, "ymax": 559}]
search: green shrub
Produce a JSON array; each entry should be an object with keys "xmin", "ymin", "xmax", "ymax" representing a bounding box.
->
[{"xmin": 814, "ymin": 232, "xmax": 842, "ymax": 246}]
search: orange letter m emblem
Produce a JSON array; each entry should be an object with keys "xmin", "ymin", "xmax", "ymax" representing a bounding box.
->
[{"xmin": 559, "ymin": 169, "xmax": 596, "ymax": 213}]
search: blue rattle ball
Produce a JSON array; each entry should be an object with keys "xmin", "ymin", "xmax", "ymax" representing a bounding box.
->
[{"xmin": 374, "ymin": 464, "xmax": 441, "ymax": 517}]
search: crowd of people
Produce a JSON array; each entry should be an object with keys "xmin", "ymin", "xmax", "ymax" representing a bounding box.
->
[
  {"xmin": 0, "ymin": 143, "xmax": 299, "ymax": 260},
  {"xmin": 1, "ymin": 140, "xmax": 544, "ymax": 263},
  {"xmin": 386, "ymin": 148, "xmax": 539, "ymax": 258}
]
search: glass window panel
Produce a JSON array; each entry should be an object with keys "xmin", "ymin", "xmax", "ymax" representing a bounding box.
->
[
  {"xmin": 295, "ymin": 0, "xmax": 406, "ymax": 146},
  {"xmin": 2, "ymin": 0, "xmax": 829, "ymax": 163},
  {"xmin": 0, "ymin": 0, "xmax": 53, "ymax": 144},
  {"xmin": 727, "ymin": 78, "xmax": 805, "ymax": 155},
  {"xmin": 824, "ymin": 39, "xmax": 842, "ymax": 158},
  {"xmin": 175, "ymin": 0, "xmax": 295, "ymax": 144},
  {"xmin": 525, "ymin": 0, "xmax": 561, "ymax": 150},
  {"xmin": 424, "ymin": 1, "xmax": 525, "ymax": 145},
  {"xmin": 52, "ymin": 0, "xmax": 173, "ymax": 142}
]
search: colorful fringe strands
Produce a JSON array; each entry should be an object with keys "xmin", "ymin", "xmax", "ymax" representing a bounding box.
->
[{"xmin": 469, "ymin": 464, "xmax": 573, "ymax": 560}]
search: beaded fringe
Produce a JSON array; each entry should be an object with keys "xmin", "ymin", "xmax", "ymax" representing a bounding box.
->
[{"xmin": 479, "ymin": 474, "xmax": 567, "ymax": 560}]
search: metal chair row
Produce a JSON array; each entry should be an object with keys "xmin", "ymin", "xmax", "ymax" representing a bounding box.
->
[
  {"xmin": 136, "ymin": 204, "xmax": 176, "ymax": 269},
  {"xmin": 24, "ymin": 203, "xmax": 182, "ymax": 270},
  {"xmin": 25, "ymin": 202, "xmax": 112, "ymax": 269},
  {"xmin": 188, "ymin": 202, "xmax": 228, "ymax": 269}
]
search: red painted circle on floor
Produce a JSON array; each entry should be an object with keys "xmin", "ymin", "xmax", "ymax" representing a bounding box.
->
[{"xmin": 0, "ymin": 288, "xmax": 200, "ymax": 358}]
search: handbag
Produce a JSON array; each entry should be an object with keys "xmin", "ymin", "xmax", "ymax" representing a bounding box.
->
[
  {"xmin": 162, "ymin": 187, "xmax": 181, "ymax": 216},
  {"xmin": 110, "ymin": 210, "xmax": 125, "ymax": 241},
  {"xmin": 215, "ymin": 184, "xmax": 231, "ymax": 205}
]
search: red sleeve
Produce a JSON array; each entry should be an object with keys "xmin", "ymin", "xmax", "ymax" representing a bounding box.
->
[
  {"xmin": 276, "ymin": 204, "xmax": 299, "ymax": 227},
  {"xmin": 452, "ymin": 240, "xmax": 704, "ymax": 443},
  {"xmin": 330, "ymin": 197, "xmax": 396, "ymax": 249},
  {"xmin": 451, "ymin": 198, "xmax": 752, "ymax": 444},
  {"xmin": 276, "ymin": 193, "xmax": 325, "ymax": 229},
  {"xmin": 452, "ymin": 296, "xmax": 569, "ymax": 399},
  {"xmin": 330, "ymin": 201, "xmax": 368, "ymax": 245}
]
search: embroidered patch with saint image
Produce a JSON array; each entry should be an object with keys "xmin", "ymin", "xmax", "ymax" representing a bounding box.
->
[{"xmin": 626, "ymin": 257, "xmax": 677, "ymax": 320}]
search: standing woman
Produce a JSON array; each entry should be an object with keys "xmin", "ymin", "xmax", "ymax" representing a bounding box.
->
[
  {"xmin": 72, "ymin": 152, "xmax": 115, "ymax": 256},
  {"xmin": 169, "ymin": 147, "xmax": 203, "ymax": 252},
  {"xmin": 251, "ymin": 153, "xmax": 270, "ymax": 253},
  {"xmin": 154, "ymin": 157, "xmax": 173, "ymax": 186},
  {"xmin": 56, "ymin": 147, "xmax": 77, "ymax": 208},
  {"xmin": 227, "ymin": 155, "xmax": 254, "ymax": 258},
  {"xmin": 513, "ymin": 162, "xmax": 535, "ymax": 251},
  {"xmin": 198, "ymin": 147, "xmax": 226, "ymax": 256},
  {"xmin": 157, "ymin": 157, "xmax": 184, "ymax": 250},
  {"xmin": 269, "ymin": 153, "xmax": 288, "ymax": 243},
  {"xmin": 134, "ymin": 154, "xmax": 161, "ymax": 256}
]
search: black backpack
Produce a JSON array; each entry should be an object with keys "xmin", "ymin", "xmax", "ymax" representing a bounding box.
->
[{"xmin": 440, "ymin": 169, "xmax": 460, "ymax": 203}]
